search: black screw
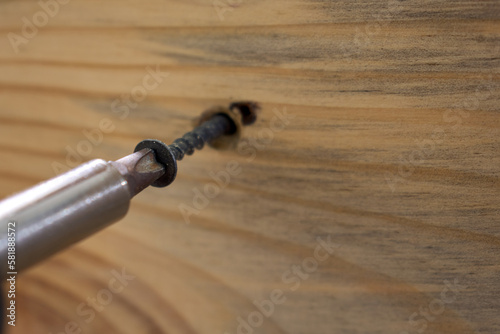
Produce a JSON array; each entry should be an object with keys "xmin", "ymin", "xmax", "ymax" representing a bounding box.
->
[
  {"xmin": 134, "ymin": 102, "xmax": 259, "ymax": 188},
  {"xmin": 169, "ymin": 114, "xmax": 236, "ymax": 161}
]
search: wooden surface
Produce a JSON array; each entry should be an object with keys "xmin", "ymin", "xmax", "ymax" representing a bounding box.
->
[{"xmin": 0, "ymin": 1, "xmax": 499, "ymax": 333}]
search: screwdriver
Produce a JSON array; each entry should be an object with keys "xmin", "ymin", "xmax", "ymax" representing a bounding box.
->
[{"xmin": 0, "ymin": 102, "xmax": 258, "ymax": 279}]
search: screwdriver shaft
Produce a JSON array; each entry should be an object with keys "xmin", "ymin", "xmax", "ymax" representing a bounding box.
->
[{"xmin": 0, "ymin": 149, "xmax": 164, "ymax": 278}]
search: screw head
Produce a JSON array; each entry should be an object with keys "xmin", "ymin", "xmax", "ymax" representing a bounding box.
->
[{"xmin": 134, "ymin": 139, "xmax": 177, "ymax": 188}]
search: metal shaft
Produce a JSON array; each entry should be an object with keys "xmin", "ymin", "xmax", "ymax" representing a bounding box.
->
[{"xmin": 0, "ymin": 149, "xmax": 164, "ymax": 278}]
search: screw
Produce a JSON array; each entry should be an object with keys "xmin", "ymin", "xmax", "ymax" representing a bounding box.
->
[
  {"xmin": 169, "ymin": 114, "xmax": 236, "ymax": 161},
  {"xmin": 134, "ymin": 102, "xmax": 259, "ymax": 187}
]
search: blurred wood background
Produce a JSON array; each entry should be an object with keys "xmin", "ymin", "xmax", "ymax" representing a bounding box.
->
[{"xmin": 0, "ymin": 0, "xmax": 499, "ymax": 333}]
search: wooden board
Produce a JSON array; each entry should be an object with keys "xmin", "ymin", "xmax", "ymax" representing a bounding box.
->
[{"xmin": 0, "ymin": 0, "xmax": 499, "ymax": 333}]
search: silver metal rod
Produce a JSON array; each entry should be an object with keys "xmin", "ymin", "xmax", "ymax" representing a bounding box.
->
[{"xmin": 0, "ymin": 149, "xmax": 165, "ymax": 278}]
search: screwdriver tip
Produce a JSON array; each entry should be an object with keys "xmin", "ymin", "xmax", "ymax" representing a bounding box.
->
[{"xmin": 112, "ymin": 149, "xmax": 165, "ymax": 197}]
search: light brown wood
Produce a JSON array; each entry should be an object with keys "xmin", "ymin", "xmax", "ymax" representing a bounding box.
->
[{"xmin": 0, "ymin": 0, "xmax": 499, "ymax": 333}]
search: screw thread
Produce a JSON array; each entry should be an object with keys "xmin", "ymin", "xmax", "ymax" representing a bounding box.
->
[{"xmin": 168, "ymin": 114, "xmax": 233, "ymax": 161}]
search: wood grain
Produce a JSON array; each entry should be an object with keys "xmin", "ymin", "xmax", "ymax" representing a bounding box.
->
[{"xmin": 0, "ymin": 0, "xmax": 499, "ymax": 333}]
